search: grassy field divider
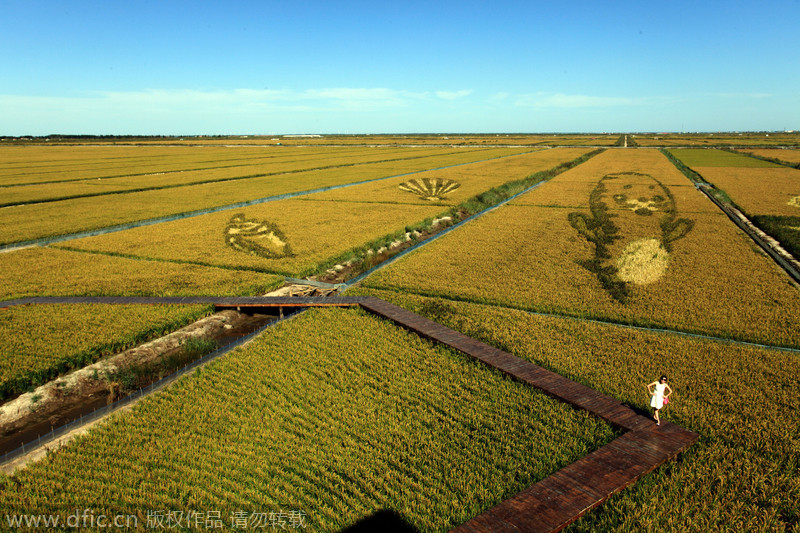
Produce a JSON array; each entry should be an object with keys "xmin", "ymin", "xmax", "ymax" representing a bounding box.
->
[
  {"xmin": 750, "ymin": 214, "xmax": 800, "ymax": 260},
  {"xmin": 0, "ymin": 305, "xmax": 214, "ymax": 402},
  {"xmin": 662, "ymin": 148, "xmax": 800, "ymax": 284},
  {"xmin": 314, "ymin": 149, "xmax": 606, "ymax": 283},
  {"xmin": 356, "ymin": 286, "xmax": 800, "ymax": 355},
  {"xmin": 0, "ymin": 306, "xmax": 305, "ymax": 470}
]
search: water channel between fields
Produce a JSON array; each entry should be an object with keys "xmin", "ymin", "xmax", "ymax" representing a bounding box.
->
[{"xmin": 0, "ymin": 309, "xmax": 287, "ymax": 461}]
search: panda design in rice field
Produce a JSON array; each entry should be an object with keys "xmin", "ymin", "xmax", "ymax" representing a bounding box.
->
[
  {"xmin": 224, "ymin": 213, "xmax": 293, "ymax": 258},
  {"xmin": 568, "ymin": 173, "xmax": 693, "ymax": 303},
  {"xmin": 398, "ymin": 178, "xmax": 460, "ymax": 201}
]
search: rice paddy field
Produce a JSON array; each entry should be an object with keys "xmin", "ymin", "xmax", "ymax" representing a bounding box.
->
[
  {"xmin": 669, "ymin": 148, "xmax": 800, "ymax": 261},
  {"xmin": 1, "ymin": 138, "xmax": 798, "ymax": 531},
  {"xmin": 53, "ymin": 148, "xmax": 591, "ymax": 277},
  {"xmin": 0, "ymin": 247, "xmax": 283, "ymax": 300},
  {"xmin": 0, "ymin": 304, "xmax": 210, "ymax": 400},
  {"xmin": 364, "ymin": 149, "xmax": 800, "ymax": 347},
  {"xmin": 0, "ymin": 145, "xmax": 528, "ymax": 245},
  {"xmin": 348, "ymin": 289, "xmax": 800, "ymax": 532},
  {"xmin": 0, "ymin": 308, "xmax": 617, "ymax": 530},
  {"xmin": 741, "ymin": 148, "xmax": 800, "ymax": 166}
]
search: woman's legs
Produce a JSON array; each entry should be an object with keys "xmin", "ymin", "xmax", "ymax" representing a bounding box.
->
[{"xmin": 653, "ymin": 408, "xmax": 660, "ymax": 425}]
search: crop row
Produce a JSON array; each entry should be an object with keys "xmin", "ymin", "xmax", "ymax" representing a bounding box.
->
[
  {"xmin": 668, "ymin": 148, "xmax": 800, "ymax": 260},
  {"xmin": 0, "ymin": 145, "xmax": 392, "ymax": 185},
  {"xmin": 740, "ymin": 148, "xmax": 800, "ymax": 167},
  {"xmin": 362, "ymin": 149, "xmax": 800, "ymax": 348},
  {"xmin": 55, "ymin": 149, "xmax": 593, "ymax": 278},
  {"xmin": 0, "ymin": 304, "xmax": 210, "ymax": 400},
  {"xmin": 1, "ymin": 147, "xmax": 488, "ymax": 205},
  {"xmin": 308, "ymin": 147, "xmax": 591, "ymax": 206},
  {"xmin": 351, "ymin": 289, "xmax": 798, "ymax": 532},
  {"xmin": 0, "ymin": 308, "xmax": 617, "ymax": 531},
  {"xmin": 0, "ymin": 147, "xmax": 527, "ymax": 246},
  {"xmin": 666, "ymin": 148, "xmax": 780, "ymax": 168},
  {"xmin": 57, "ymin": 200, "xmax": 448, "ymax": 277},
  {"xmin": 0, "ymin": 248, "xmax": 282, "ymax": 301}
]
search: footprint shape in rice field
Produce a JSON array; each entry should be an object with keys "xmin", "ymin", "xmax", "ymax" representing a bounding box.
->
[
  {"xmin": 568, "ymin": 173, "xmax": 693, "ymax": 303},
  {"xmin": 398, "ymin": 178, "xmax": 460, "ymax": 201},
  {"xmin": 224, "ymin": 213, "xmax": 293, "ymax": 258}
]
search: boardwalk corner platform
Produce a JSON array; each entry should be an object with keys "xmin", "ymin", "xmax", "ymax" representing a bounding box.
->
[{"xmin": 0, "ymin": 296, "xmax": 699, "ymax": 532}]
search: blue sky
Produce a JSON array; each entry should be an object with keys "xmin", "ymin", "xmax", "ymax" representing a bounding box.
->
[{"xmin": 2, "ymin": 0, "xmax": 798, "ymax": 135}]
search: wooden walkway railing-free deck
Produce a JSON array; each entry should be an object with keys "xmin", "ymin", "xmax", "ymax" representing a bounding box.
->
[
  {"xmin": 359, "ymin": 297, "xmax": 698, "ymax": 533},
  {"xmin": 0, "ymin": 295, "xmax": 698, "ymax": 532}
]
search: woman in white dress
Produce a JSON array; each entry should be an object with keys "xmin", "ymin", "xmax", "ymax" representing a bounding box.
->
[{"xmin": 646, "ymin": 375, "xmax": 672, "ymax": 426}]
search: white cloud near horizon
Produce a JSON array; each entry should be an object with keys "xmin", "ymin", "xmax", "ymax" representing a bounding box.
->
[
  {"xmin": 0, "ymin": 87, "xmax": 449, "ymax": 118},
  {"xmin": 514, "ymin": 92, "xmax": 657, "ymax": 108},
  {"xmin": 0, "ymin": 87, "xmax": 477, "ymax": 135},
  {"xmin": 713, "ymin": 92, "xmax": 772, "ymax": 100},
  {"xmin": 2, "ymin": 87, "xmax": 785, "ymax": 135},
  {"xmin": 435, "ymin": 90, "xmax": 472, "ymax": 100}
]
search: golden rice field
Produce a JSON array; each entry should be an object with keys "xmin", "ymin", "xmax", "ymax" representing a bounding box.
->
[
  {"xmin": 634, "ymin": 134, "xmax": 800, "ymax": 147},
  {"xmin": 666, "ymin": 147, "xmax": 800, "ymax": 216},
  {"xmin": 0, "ymin": 308, "xmax": 617, "ymax": 531},
  {"xmin": 667, "ymin": 148, "xmax": 780, "ymax": 168},
  {"xmin": 510, "ymin": 149, "xmax": 708, "ymax": 209},
  {"xmin": 350, "ymin": 289, "xmax": 800, "ymax": 532},
  {"xmin": 56, "ymin": 200, "xmax": 448, "ymax": 277},
  {"xmin": 0, "ymin": 146, "xmax": 497, "ymax": 205},
  {"xmin": 52, "ymin": 148, "xmax": 593, "ymax": 277},
  {"xmin": 0, "ymin": 145, "xmax": 375, "ymax": 185},
  {"xmin": 0, "ymin": 146, "xmax": 526, "ymax": 245},
  {"xmin": 668, "ymin": 147, "xmax": 800, "ymax": 280},
  {"xmin": 692, "ymin": 167, "xmax": 800, "ymax": 217},
  {"xmin": 0, "ymin": 248, "xmax": 282, "ymax": 300},
  {"xmin": 0, "ymin": 304, "xmax": 210, "ymax": 400},
  {"xmin": 2, "ymin": 140, "xmax": 799, "ymax": 532},
  {"xmin": 308, "ymin": 147, "xmax": 590, "ymax": 205},
  {"xmin": 661, "ymin": 133, "xmax": 800, "ymax": 146},
  {"xmin": 363, "ymin": 149, "xmax": 800, "ymax": 348},
  {"xmin": 742, "ymin": 148, "xmax": 800, "ymax": 165}
]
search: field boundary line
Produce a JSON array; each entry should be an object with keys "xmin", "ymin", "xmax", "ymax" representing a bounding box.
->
[
  {"xmin": 356, "ymin": 297, "xmax": 698, "ymax": 532},
  {"xmin": 0, "ymin": 304, "xmax": 329, "ymax": 471},
  {"xmin": 342, "ymin": 167, "xmax": 567, "ymax": 288},
  {"xmin": 0, "ymin": 146, "xmax": 451, "ymax": 187},
  {"xmin": 0, "ymin": 150, "xmax": 538, "ymax": 252},
  {"xmin": 357, "ymin": 287, "xmax": 800, "ymax": 354},
  {"xmin": 696, "ymin": 184, "xmax": 800, "ymax": 284},
  {"xmin": 661, "ymin": 149, "xmax": 800, "ymax": 284},
  {"xmin": 49, "ymin": 244, "xmax": 296, "ymax": 277},
  {"xmin": 0, "ymin": 147, "xmax": 495, "ymax": 203}
]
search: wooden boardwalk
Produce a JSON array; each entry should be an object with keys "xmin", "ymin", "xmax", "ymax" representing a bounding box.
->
[
  {"xmin": 1, "ymin": 295, "xmax": 698, "ymax": 531},
  {"xmin": 359, "ymin": 297, "xmax": 698, "ymax": 533}
]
